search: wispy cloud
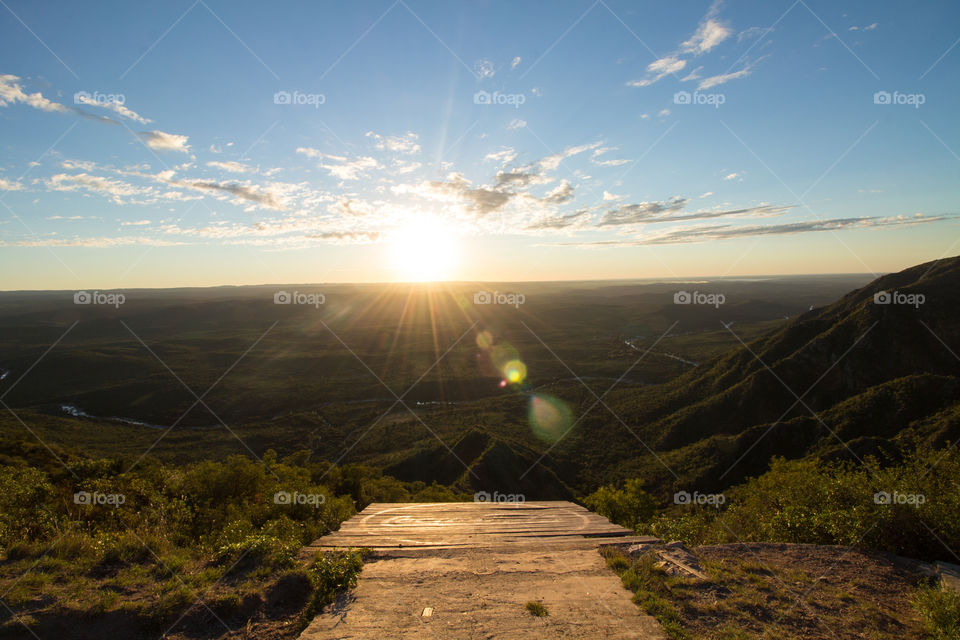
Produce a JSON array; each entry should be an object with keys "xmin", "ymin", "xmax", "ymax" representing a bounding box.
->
[
  {"xmin": 41, "ymin": 172, "xmax": 157, "ymax": 204},
  {"xmin": 627, "ymin": 2, "xmax": 765, "ymax": 91},
  {"xmin": 697, "ymin": 55, "xmax": 769, "ymax": 90},
  {"xmin": 139, "ymin": 130, "xmax": 190, "ymax": 152},
  {"xmin": 365, "ymin": 131, "xmax": 421, "ymax": 154},
  {"xmin": 555, "ymin": 214, "xmax": 944, "ymax": 247},
  {"xmin": 73, "ymin": 93, "xmax": 151, "ymax": 124},
  {"xmin": 207, "ymin": 160, "xmax": 254, "ymax": 174},
  {"xmin": 525, "ymin": 208, "xmax": 591, "ymax": 230},
  {"xmin": 591, "ymin": 146, "xmax": 629, "ymax": 167},
  {"xmin": 297, "ymin": 148, "xmax": 379, "ymax": 181},
  {"xmin": 598, "ymin": 200, "xmax": 794, "ymax": 227},
  {"xmin": 171, "ymin": 179, "xmax": 282, "ymax": 209},
  {"xmin": 485, "ymin": 147, "xmax": 518, "ymax": 165}
]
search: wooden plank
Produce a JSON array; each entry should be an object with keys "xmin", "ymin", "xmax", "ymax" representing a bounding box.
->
[{"xmin": 305, "ymin": 501, "xmax": 650, "ymax": 552}]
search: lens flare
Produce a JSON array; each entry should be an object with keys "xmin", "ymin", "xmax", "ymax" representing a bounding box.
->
[
  {"xmin": 475, "ymin": 330, "xmax": 493, "ymax": 350},
  {"xmin": 491, "ymin": 343, "xmax": 519, "ymax": 369},
  {"xmin": 528, "ymin": 394, "xmax": 573, "ymax": 443},
  {"xmin": 503, "ymin": 359, "xmax": 527, "ymax": 384}
]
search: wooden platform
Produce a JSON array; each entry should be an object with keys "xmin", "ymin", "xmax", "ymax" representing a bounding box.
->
[
  {"xmin": 299, "ymin": 502, "xmax": 663, "ymax": 639},
  {"xmin": 306, "ymin": 501, "xmax": 648, "ymax": 552}
]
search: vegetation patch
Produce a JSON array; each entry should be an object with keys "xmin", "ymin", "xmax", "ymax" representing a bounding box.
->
[
  {"xmin": 585, "ymin": 446, "xmax": 960, "ymax": 563},
  {"xmin": 913, "ymin": 582, "xmax": 960, "ymax": 640},
  {"xmin": 602, "ymin": 542, "xmax": 930, "ymax": 639},
  {"xmin": 525, "ymin": 600, "xmax": 549, "ymax": 617},
  {"xmin": 0, "ymin": 440, "xmax": 454, "ymax": 639}
]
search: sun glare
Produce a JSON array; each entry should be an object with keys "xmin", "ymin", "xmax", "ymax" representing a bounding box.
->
[{"xmin": 388, "ymin": 219, "xmax": 459, "ymax": 282}]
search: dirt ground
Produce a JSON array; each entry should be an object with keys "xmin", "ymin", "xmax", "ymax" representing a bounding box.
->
[
  {"xmin": 300, "ymin": 542, "xmax": 666, "ymax": 639},
  {"xmin": 639, "ymin": 542, "xmax": 932, "ymax": 639}
]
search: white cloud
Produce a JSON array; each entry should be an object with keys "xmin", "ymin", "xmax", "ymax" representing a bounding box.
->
[
  {"xmin": 681, "ymin": 66, "xmax": 703, "ymax": 82},
  {"xmin": 42, "ymin": 172, "xmax": 156, "ymax": 204},
  {"xmin": 139, "ymin": 130, "xmax": 190, "ymax": 152},
  {"xmin": 540, "ymin": 141, "xmax": 602, "ymax": 171},
  {"xmin": 485, "ymin": 147, "xmax": 518, "ymax": 165},
  {"xmin": 698, "ymin": 54, "xmax": 769, "ymax": 89},
  {"xmin": 0, "ymin": 236, "xmax": 187, "ymax": 248},
  {"xmin": 207, "ymin": 160, "xmax": 254, "ymax": 174},
  {"xmin": 296, "ymin": 147, "xmax": 323, "ymax": 158},
  {"xmin": 723, "ymin": 172, "xmax": 739, "ymax": 181},
  {"xmin": 681, "ymin": 18, "xmax": 732, "ymax": 55},
  {"xmin": 507, "ymin": 118, "xmax": 527, "ymax": 130},
  {"xmin": 738, "ymin": 26, "xmax": 769, "ymax": 42},
  {"xmin": 849, "ymin": 23, "xmax": 878, "ymax": 31},
  {"xmin": 603, "ymin": 191, "xmax": 623, "ymax": 201},
  {"xmin": 511, "ymin": 56, "xmax": 522, "ymax": 70},
  {"xmin": 296, "ymin": 148, "xmax": 379, "ymax": 181},
  {"xmin": 0, "ymin": 177, "xmax": 24, "ymax": 191},
  {"xmin": 628, "ymin": 56, "xmax": 686, "ymax": 87},
  {"xmin": 699, "ymin": 191, "xmax": 713, "ymax": 198},
  {"xmin": 543, "ymin": 180, "xmax": 574, "ymax": 204},
  {"xmin": 658, "ymin": 109, "xmax": 671, "ymax": 117},
  {"xmin": 0, "ymin": 74, "xmax": 69, "ymax": 114},
  {"xmin": 626, "ymin": 4, "xmax": 760, "ymax": 90},
  {"xmin": 591, "ymin": 146, "xmax": 629, "ymax": 167},
  {"xmin": 323, "ymin": 156, "xmax": 378, "ymax": 181},
  {"xmin": 120, "ymin": 219, "xmax": 151, "ymax": 226},
  {"xmin": 73, "ymin": 94, "xmax": 151, "ymax": 124},
  {"xmin": 698, "ymin": 67, "xmax": 749, "ymax": 90},
  {"xmin": 365, "ymin": 131, "xmax": 421, "ymax": 154},
  {"xmin": 475, "ymin": 59, "xmax": 496, "ymax": 78},
  {"xmin": 0, "ymin": 75, "xmax": 133, "ymax": 125},
  {"xmin": 391, "ymin": 160, "xmax": 422, "ymax": 175}
]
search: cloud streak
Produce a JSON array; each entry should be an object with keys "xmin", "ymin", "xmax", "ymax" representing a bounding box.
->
[{"xmin": 554, "ymin": 214, "xmax": 945, "ymax": 247}]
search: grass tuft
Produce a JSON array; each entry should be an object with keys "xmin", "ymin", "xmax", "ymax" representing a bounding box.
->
[{"xmin": 525, "ymin": 600, "xmax": 549, "ymax": 617}]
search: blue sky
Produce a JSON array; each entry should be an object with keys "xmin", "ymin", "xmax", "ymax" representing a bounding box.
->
[{"xmin": 1, "ymin": 0, "xmax": 958, "ymax": 288}]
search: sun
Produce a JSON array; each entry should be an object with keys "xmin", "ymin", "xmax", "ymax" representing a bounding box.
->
[{"xmin": 388, "ymin": 218, "xmax": 460, "ymax": 282}]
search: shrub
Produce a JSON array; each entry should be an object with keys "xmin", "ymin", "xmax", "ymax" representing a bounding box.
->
[
  {"xmin": 582, "ymin": 478, "xmax": 656, "ymax": 531},
  {"xmin": 914, "ymin": 584, "xmax": 960, "ymax": 640},
  {"xmin": 299, "ymin": 549, "xmax": 366, "ymax": 628}
]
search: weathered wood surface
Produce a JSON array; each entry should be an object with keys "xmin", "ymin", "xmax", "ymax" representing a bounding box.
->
[
  {"xmin": 304, "ymin": 501, "xmax": 647, "ymax": 552},
  {"xmin": 299, "ymin": 502, "xmax": 664, "ymax": 639}
]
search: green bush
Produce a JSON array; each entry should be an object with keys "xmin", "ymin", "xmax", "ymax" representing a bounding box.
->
[
  {"xmin": 582, "ymin": 478, "xmax": 656, "ymax": 531},
  {"xmin": 586, "ymin": 446, "xmax": 960, "ymax": 562},
  {"xmin": 913, "ymin": 584, "xmax": 960, "ymax": 640},
  {"xmin": 299, "ymin": 549, "xmax": 366, "ymax": 627}
]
